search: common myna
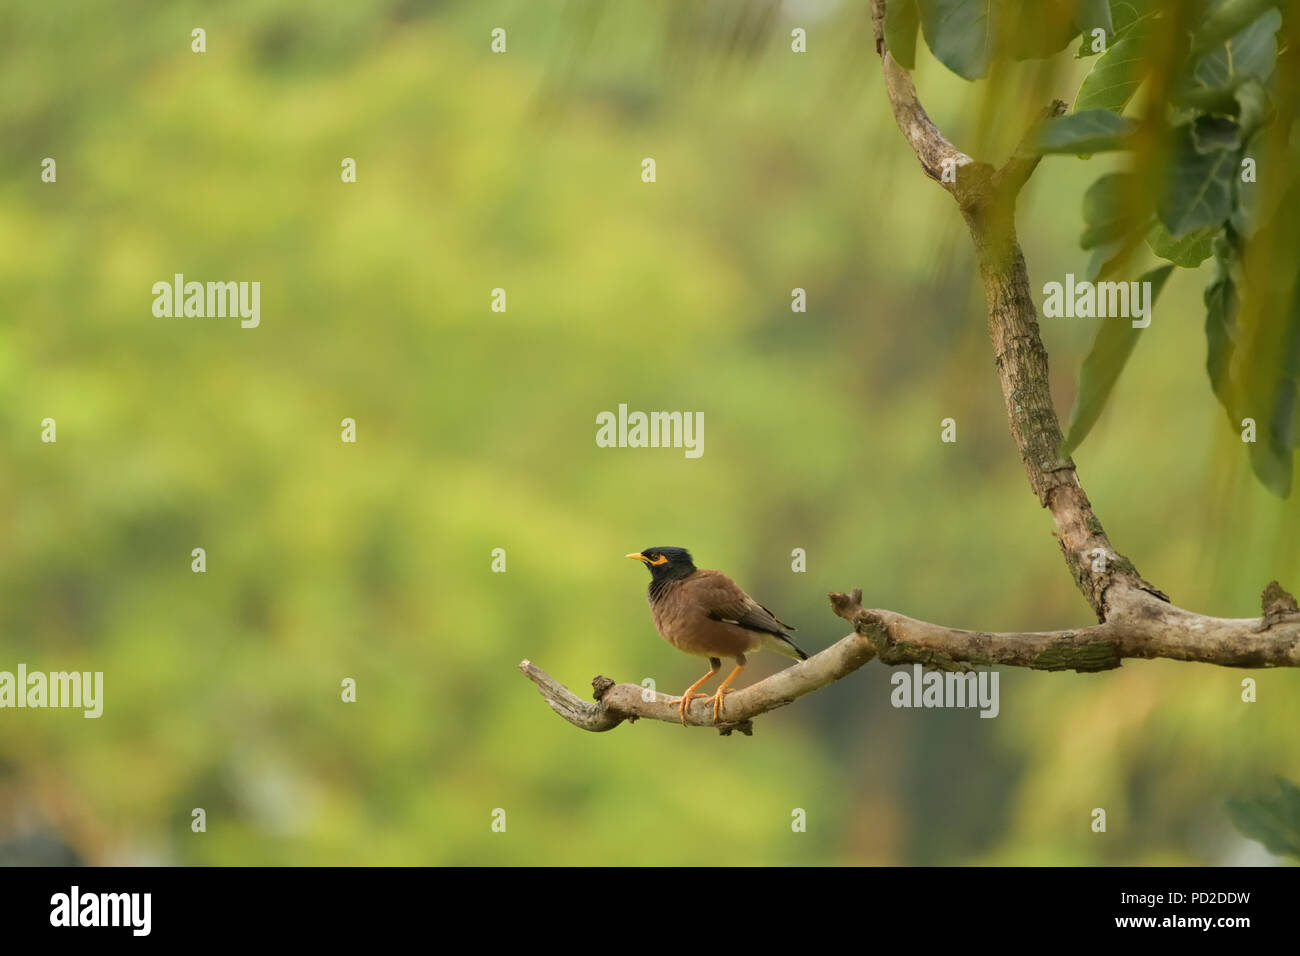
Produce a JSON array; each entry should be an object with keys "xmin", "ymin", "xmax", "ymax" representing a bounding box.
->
[{"xmin": 626, "ymin": 547, "xmax": 808, "ymax": 724}]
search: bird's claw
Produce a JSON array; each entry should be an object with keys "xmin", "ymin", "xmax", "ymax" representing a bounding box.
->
[
  {"xmin": 672, "ymin": 692, "xmax": 710, "ymax": 725},
  {"xmin": 709, "ymin": 686, "xmax": 736, "ymax": 723}
]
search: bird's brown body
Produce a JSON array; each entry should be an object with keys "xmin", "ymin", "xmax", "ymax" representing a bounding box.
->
[
  {"xmin": 649, "ymin": 569, "xmax": 796, "ymax": 660},
  {"xmin": 627, "ymin": 547, "xmax": 807, "ymax": 723}
]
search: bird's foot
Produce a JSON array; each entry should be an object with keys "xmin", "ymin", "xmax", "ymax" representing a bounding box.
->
[
  {"xmin": 709, "ymin": 686, "xmax": 736, "ymax": 723},
  {"xmin": 672, "ymin": 693, "xmax": 710, "ymax": 725}
]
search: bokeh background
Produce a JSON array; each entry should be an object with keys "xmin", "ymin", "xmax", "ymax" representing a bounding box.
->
[{"xmin": 2, "ymin": 0, "xmax": 1297, "ymax": 865}]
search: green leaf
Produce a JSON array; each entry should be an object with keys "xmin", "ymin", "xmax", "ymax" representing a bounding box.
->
[
  {"xmin": 1086, "ymin": 240, "xmax": 1125, "ymax": 281},
  {"xmin": 1074, "ymin": 18, "xmax": 1153, "ymax": 112},
  {"xmin": 1086, "ymin": 234, "xmax": 1150, "ymax": 282},
  {"xmin": 917, "ymin": 0, "xmax": 994, "ymax": 80},
  {"xmin": 1191, "ymin": 115, "xmax": 1242, "ymax": 153},
  {"xmin": 1080, "ymin": 173, "xmax": 1137, "ymax": 249},
  {"xmin": 1248, "ymin": 420, "xmax": 1295, "ymax": 497},
  {"xmin": 1075, "ymin": 0, "xmax": 1114, "ymax": 36},
  {"xmin": 884, "ymin": 0, "xmax": 920, "ymax": 68},
  {"xmin": 1233, "ymin": 79, "xmax": 1271, "ymax": 137},
  {"xmin": 1193, "ymin": 0, "xmax": 1281, "ymax": 55},
  {"xmin": 917, "ymin": 0, "xmax": 1085, "ymax": 75},
  {"xmin": 1035, "ymin": 109, "xmax": 1137, "ymax": 154},
  {"xmin": 1109, "ymin": 0, "xmax": 1156, "ymax": 34},
  {"xmin": 1003, "ymin": 0, "xmax": 1080, "ymax": 60},
  {"xmin": 1176, "ymin": 7, "xmax": 1282, "ymax": 108},
  {"xmin": 1226, "ymin": 779, "xmax": 1300, "ymax": 859},
  {"xmin": 1193, "ymin": 8, "xmax": 1281, "ymax": 85},
  {"xmin": 1147, "ymin": 220, "xmax": 1216, "ymax": 267},
  {"xmin": 1201, "ymin": 232, "xmax": 1295, "ymax": 496},
  {"xmin": 1156, "ymin": 125, "xmax": 1236, "ymax": 237},
  {"xmin": 1231, "ymin": 133, "xmax": 1263, "ymax": 238},
  {"xmin": 1061, "ymin": 265, "xmax": 1175, "ymax": 456},
  {"xmin": 1204, "ymin": 249, "xmax": 1239, "ymax": 407},
  {"xmin": 1267, "ymin": 332, "xmax": 1300, "ymax": 455}
]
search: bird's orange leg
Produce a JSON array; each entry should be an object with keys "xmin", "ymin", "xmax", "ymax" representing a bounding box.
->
[
  {"xmin": 708, "ymin": 659, "xmax": 746, "ymax": 723},
  {"xmin": 672, "ymin": 659, "xmax": 720, "ymax": 725}
]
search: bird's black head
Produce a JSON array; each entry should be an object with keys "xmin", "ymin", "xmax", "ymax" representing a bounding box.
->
[{"xmin": 626, "ymin": 547, "xmax": 696, "ymax": 584}]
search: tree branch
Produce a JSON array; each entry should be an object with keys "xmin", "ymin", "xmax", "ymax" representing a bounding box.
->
[
  {"xmin": 869, "ymin": 4, "xmax": 976, "ymax": 196},
  {"xmin": 868, "ymin": 0, "xmax": 1166, "ymax": 621},
  {"xmin": 519, "ymin": 630, "xmax": 876, "ymax": 734},
  {"xmin": 521, "ymin": 583, "xmax": 1300, "ymax": 734},
  {"xmin": 518, "ymin": 0, "xmax": 1300, "ymax": 735}
]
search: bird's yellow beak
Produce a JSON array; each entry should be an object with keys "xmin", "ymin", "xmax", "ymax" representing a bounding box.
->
[{"xmin": 626, "ymin": 552, "xmax": 649, "ymax": 563}]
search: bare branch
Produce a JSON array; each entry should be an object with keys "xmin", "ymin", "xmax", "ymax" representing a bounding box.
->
[
  {"xmin": 830, "ymin": 588, "xmax": 1300, "ymax": 671},
  {"xmin": 869, "ymin": 0, "xmax": 983, "ymax": 200},
  {"xmin": 522, "ymin": 585, "xmax": 1300, "ymax": 734},
  {"xmin": 868, "ymin": 0, "xmax": 1163, "ymax": 620},
  {"xmin": 520, "ymin": 629, "xmax": 877, "ymax": 734},
  {"xmin": 993, "ymin": 100, "xmax": 1068, "ymax": 198}
]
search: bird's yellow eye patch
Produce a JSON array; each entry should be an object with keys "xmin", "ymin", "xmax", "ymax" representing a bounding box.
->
[{"xmin": 625, "ymin": 551, "xmax": 670, "ymax": 566}]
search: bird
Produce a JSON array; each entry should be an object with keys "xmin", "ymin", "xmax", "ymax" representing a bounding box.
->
[{"xmin": 626, "ymin": 547, "xmax": 808, "ymax": 724}]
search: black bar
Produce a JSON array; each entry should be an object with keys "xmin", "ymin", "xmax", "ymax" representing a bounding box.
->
[{"xmin": 0, "ymin": 866, "xmax": 1282, "ymax": 942}]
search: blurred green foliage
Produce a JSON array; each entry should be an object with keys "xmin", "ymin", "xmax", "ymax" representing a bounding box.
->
[
  {"xmin": 1227, "ymin": 778, "xmax": 1300, "ymax": 859},
  {"xmin": 1, "ymin": 0, "xmax": 1298, "ymax": 865}
]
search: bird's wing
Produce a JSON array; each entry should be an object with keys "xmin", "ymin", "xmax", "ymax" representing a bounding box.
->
[{"xmin": 691, "ymin": 569, "xmax": 795, "ymax": 636}]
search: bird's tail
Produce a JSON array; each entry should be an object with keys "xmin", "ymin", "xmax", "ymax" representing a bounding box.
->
[{"xmin": 773, "ymin": 632, "xmax": 809, "ymax": 661}]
